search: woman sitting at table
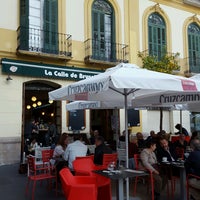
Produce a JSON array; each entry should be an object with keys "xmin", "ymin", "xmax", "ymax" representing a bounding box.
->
[
  {"xmin": 51, "ymin": 133, "xmax": 68, "ymax": 181},
  {"xmin": 140, "ymin": 139, "xmax": 167, "ymax": 200}
]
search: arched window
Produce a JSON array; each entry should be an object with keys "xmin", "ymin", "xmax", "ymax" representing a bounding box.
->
[
  {"xmin": 92, "ymin": 0, "xmax": 115, "ymax": 61},
  {"xmin": 148, "ymin": 13, "xmax": 166, "ymax": 60},
  {"xmin": 188, "ymin": 23, "xmax": 200, "ymax": 73}
]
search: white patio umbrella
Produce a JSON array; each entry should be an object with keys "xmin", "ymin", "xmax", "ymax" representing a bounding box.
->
[{"xmin": 49, "ymin": 63, "xmax": 199, "ymax": 199}]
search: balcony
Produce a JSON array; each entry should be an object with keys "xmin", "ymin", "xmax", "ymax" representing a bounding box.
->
[
  {"xmin": 17, "ymin": 26, "xmax": 72, "ymax": 60},
  {"xmin": 84, "ymin": 39, "xmax": 129, "ymax": 65},
  {"xmin": 183, "ymin": 56, "xmax": 200, "ymax": 75}
]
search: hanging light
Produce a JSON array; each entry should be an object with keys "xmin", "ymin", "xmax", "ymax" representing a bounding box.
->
[
  {"xmin": 50, "ymin": 113, "xmax": 54, "ymax": 117},
  {"xmin": 49, "ymin": 100, "xmax": 53, "ymax": 104},
  {"xmin": 32, "ymin": 103, "xmax": 37, "ymax": 108},
  {"xmin": 31, "ymin": 96, "xmax": 37, "ymax": 102},
  {"xmin": 42, "ymin": 112, "xmax": 45, "ymax": 115},
  {"xmin": 37, "ymin": 101, "xmax": 42, "ymax": 106},
  {"xmin": 26, "ymin": 105, "xmax": 31, "ymax": 110}
]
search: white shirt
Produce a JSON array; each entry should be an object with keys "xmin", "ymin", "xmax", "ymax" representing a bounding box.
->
[
  {"xmin": 53, "ymin": 145, "xmax": 64, "ymax": 158},
  {"xmin": 63, "ymin": 140, "xmax": 88, "ymax": 170}
]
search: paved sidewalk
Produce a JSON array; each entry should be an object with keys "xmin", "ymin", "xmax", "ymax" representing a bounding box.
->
[{"xmin": 0, "ymin": 163, "xmax": 182, "ymax": 200}]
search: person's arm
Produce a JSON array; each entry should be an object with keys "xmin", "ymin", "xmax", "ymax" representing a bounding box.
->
[
  {"xmin": 54, "ymin": 145, "xmax": 64, "ymax": 157},
  {"xmin": 140, "ymin": 150, "xmax": 157, "ymax": 173},
  {"xmin": 63, "ymin": 145, "xmax": 70, "ymax": 161}
]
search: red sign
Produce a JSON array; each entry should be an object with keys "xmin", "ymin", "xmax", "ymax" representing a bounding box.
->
[
  {"xmin": 181, "ymin": 80, "xmax": 197, "ymax": 91},
  {"xmin": 75, "ymin": 93, "xmax": 88, "ymax": 100}
]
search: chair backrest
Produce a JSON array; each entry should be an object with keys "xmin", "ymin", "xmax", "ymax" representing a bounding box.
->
[
  {"xmin": 134, "ymin": 154, "xmax": 141, "ymax": 170},
  {"xmin": 27, "ymin": 156, "xmax": 36, "ymax": 175},
  {"xmin": 117, "ymin": 148, "xmax": 126, "ymax": 161},
  {"xmin": 73, "ymin": 157, "xmax": 95, "ymax": 175},
  {"xmin": 42, "ymin": 149, "xmax": 54, "ymax": 163},
  {"xmin": 175, "ymin": 147, "xmax": 184, "ymax": 159},
  {"xmin": 103, "ymin": 153, "xmax": 118, "ymax": 168}
]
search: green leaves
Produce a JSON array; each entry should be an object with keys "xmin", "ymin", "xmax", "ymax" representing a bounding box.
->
[{"xmin": 138, "ymin": 51, "xmax": 180, "ymax": 74}]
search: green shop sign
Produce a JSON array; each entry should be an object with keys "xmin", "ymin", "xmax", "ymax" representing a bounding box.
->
[{"xmin": 1, "ymin": 58, "xmax": 103, "ymax": 81}]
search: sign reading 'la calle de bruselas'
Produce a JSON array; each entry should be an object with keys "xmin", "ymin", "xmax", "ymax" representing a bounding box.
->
[{"xmin": 1, "ymin": 58, "xmax": 103, "ymax": 81}]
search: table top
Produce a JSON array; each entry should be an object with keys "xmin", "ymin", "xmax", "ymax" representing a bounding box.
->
[
  {"xmin": 160, "ymin": 160, "xmax": 185, "ymax": 168},
  {"xmin": 93, "ymin": 169, "xmax": 148, "ymax": 180}
]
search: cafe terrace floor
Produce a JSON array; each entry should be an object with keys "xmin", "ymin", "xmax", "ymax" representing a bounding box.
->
[{"xmin": 0, "ymin": 164, "xmax": 183, "ymax": 200}]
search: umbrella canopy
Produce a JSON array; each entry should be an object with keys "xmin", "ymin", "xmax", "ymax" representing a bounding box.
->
[
  {"xmin": 49, "ymin": 63, "xmax": 198, "ymax": 102},
  {"xmin": 49, "ymin": 63, "xmax": 199, "ymax": 200}
]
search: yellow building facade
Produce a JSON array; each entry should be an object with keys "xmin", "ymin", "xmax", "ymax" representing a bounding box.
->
[{"xmin": 0, "ymin": 0, "xmax": 200, "ymax": 165}]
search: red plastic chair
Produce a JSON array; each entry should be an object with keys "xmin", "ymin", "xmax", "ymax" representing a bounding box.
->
[
  {"xmin": 59, "ymin": 168, "xmax": 97, "ymax": 200},
  {"xmin": 26, "ymin": 156, "xmax": 57, "ymax": 200},
  {"xmin": 102, "ymin": 153, "xmax": 118, "ymax": 169},
  {"xmin": 73, "ymin": 158, "xmax": 112, "ymax": 200},
  {"xmin": 175, "ymin": 147, "xmax": 184, "ymax": 160},
  {"xmin": 133, "ymin": 154, "xmax": 154, "ymax": 200},
  {"xmin": 41, "ymin": 149, "xmax": 54, "ymax": 163},
  {"xmin": 187, "ymin": 174, "xmax": 200, "ymax": 200}
]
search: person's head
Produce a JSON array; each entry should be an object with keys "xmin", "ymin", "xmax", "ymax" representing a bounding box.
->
[
  {"xmin": 159, "ymin": 137, "xmax": 169, "ymax": 150},
  {"xmin": 175, "ymin": 123, "xmax": 181, "ymax": 130},
  {"xmin": 58, "ymin": 132, "xmax": 68, "ymax": 147},
  {"xmin": 150, "ymin": 130, "xmax": 156, "ymax": 137},
  {"xmin": 146, "ymin": 139, "xmax": 157, "ymax": 152},
  {"xmin": 136, "ymin": 132, "xmax": 143, "ymax": 140},
  {"xmin": 130, "ymin": 135, "xmax": 137, "ymax": 144},
  {"xmin": 179, "ymin": 133, "xmax": 185, "ymax": 141},
  {"xmin": 73, "ymin": 134, "xmax": 82, "ymax": 141},
  {"xmin": 191, "ymin": 131, "xmax": 198, "ymax": 139},
  {"xmin": 190, "ymin": 138, "xmax": 200, "ymax": 151},
  {"xmin": 94, "ymin": 130, "xmax": 99, "ymax": 137},
  {"xmin": 95, "ymin": 136, "xmax": 104, "ymax": 146}
]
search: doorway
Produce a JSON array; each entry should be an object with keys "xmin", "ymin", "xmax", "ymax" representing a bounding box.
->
[
  {"xmin": 21, "ymin": 81, "xmax": 61, "ymax": 159},
  {"xmin": 90, "ymin": 109, "xmax": 119, "ymax": 149}
]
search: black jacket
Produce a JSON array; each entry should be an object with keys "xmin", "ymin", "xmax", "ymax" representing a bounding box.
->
[{"xmin": 94, "ymin": 144, "xmax": 112, "ymax": 165}]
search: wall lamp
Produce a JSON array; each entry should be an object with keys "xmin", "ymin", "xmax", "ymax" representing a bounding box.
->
[{"xmin": 6, "ymin": 75, "xmax": 12, "ymax": 81}]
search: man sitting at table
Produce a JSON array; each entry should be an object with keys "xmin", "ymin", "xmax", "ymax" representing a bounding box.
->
[
  {"xmin": 94, "ymin": 136, "xmax": 112, "ymax": 165},
  {"xmin": 185, "ymin": 139, "xmax": 200, "ymax": 200},
  {"xmin": 156, "ymin": 136, "xmax": 177, "ymax": 163},
  {"xmin": 63, "ymin": 135, "xmax": 88, "ymax": 170}
]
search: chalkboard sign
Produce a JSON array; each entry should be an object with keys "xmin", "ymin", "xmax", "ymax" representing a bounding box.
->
[
  {"xmin": 128, "ymin": 109, "xmax": 140, "ymax": 127},
  {"xmin": 68, "ymin": 110, "xmax": 85, "ymax": 131}
]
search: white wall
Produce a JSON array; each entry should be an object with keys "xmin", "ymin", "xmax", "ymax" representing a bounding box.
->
[{"xmin": 0, "ymin": 0, "xmax": 19, "ymax": 30}]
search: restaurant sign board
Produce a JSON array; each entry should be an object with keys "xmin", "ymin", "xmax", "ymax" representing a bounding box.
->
[{"xmin": 1, "ymin": 58, "xmax": 103, "ymax": 81}]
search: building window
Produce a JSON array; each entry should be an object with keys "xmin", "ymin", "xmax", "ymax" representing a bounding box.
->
[
  {"xmin": 92, "ymin": 0, "xmax": 115, "ymax": 61},
  {"xmin": 148, "ymin": 12, "xmax": 166, "ymax": 60},
  {"xmin": 19, "ymin": 0, "xmax": 59, "ymax": 54},
  {"xmin": 188, "ymin": 22, "xmax": 200, "ymax": 73}
]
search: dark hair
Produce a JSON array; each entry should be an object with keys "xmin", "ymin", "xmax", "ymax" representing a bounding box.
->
[
  {"xmin": 175, "ymin": 124, "xmax": 181, "ymax": 130},
  {"xmin": 146, "ymin": 139, "xmax": 157, "ymax": 148},
  {"xmin": 58, "ymin": 132, "xmax": 68, "ymax": 149},
  {"xmin": 73, "ymin": 134, "xmax": 82, "ymax": 141}
]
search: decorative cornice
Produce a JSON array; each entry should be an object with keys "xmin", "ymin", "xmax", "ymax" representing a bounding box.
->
[{"xmin": 150, "ymin": 3, "xmax": 164, "ymax": 14}]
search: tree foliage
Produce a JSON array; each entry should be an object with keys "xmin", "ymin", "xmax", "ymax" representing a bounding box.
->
[{"xmin": 138, "ymin": 51, "xmax": 180, "ymax": 74}]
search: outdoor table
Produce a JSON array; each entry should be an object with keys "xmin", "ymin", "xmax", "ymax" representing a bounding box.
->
[
  {"xmin": 160, "ymin": 161, "xmax": 186, "ymax": 200},
  {"xmin": 93, "ymin": 169, "xmax": 148, "ymax": 200}
]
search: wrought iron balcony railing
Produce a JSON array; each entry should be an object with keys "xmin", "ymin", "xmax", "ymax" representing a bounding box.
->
[
  {"xmin": 184, "ymin": 56, "xmax": 200, "ymax": 74},
  {"xmin": 17, "ymin": 26, "xmax": 72, "ymax": 58},
  {"xmin": 84, "ymin": 39, "xmax": 129, "ymax": 64}
]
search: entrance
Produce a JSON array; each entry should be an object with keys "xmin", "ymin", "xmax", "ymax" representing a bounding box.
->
[
  {"xmin": 21, "ymin": 81, "xmax": 61, "ymax": 159},
  {"xmin": 90, "ymin": 109, "xmax": 119, "ymax": 149}
]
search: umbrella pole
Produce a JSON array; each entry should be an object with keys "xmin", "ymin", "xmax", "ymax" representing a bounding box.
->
[{"xmin": 124, "ymin": 89, "xmax": 129, "ymax": 200}]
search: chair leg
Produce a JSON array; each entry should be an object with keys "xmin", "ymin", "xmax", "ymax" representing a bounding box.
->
[
  {"xmin": 25, "ymin": 179, "xmax": 30, "ymax": 196},
  {"xmin": 32, "ymin": 180, "xmax": 36, "ymax": 200},
  {"xmin": 133, "ymin": 176, "xmax": 138, "ymax": 196}
]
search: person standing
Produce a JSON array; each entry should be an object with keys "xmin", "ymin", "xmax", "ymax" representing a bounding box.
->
[{"xmin": 63, "ymin": 135, "xmax": 88, "ymax": 170}]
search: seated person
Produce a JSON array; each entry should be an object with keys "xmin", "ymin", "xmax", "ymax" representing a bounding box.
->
[
  {"xmin": 51, "ymin": 133, "xmax": 68, "ymax": 181},
  {"xmin": 136, "ymin": 132, "xmax": 146, "ymax": 149},
  {"xmin": 94, "ymin": 136, "xmax": 112, "ymax": 165},
  {"xmin": 173, "ymin": 133, "xmax": 188, "ymax": 151},
  {"xmin": 63, "ymin": 135, "xmax": 88, "ymax": 170},
  {"xmin": 128, "ymin": 135, "xmax": 139, "ymax": 169},
  {"xmin": 28, "ymin": 137, "xmax": 38, "ymax": 155},
  {"xmin": 185, "ymin": 139, "xmax": 200, "ymax": 200},
  {"xmin": 140, "ymin": 140, "xmax": 167, "ymax": 200},
  {"xmin": 175, "ymin": 123, "xmax": 189, "ymax": 136},
  {"xmin": 156, "ymin": 137, "xmax": 177, "ymax": 163}
]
